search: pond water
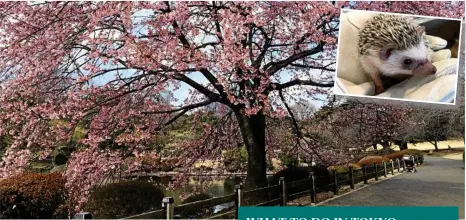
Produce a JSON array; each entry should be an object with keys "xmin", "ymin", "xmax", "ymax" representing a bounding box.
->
[
  {"xmin": 136, "ymin": 175, "xmax": 276, "ymax": 215},
  {"xmin": 138, "ymin": 176, "xmax": 243, "ymax": 206}
]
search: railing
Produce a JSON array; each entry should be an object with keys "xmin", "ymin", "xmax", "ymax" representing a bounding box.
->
[{"xmin": 121, "ymin": 155, "xmax": 423, "ymax": 220}]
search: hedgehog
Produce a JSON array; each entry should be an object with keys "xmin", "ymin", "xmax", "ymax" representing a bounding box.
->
[{"xmin": 358, "ymin": 14, "xmax": 437, "ymax": 95}]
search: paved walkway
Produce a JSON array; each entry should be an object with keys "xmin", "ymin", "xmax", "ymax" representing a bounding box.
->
[{"xmin": 320, "ymin": 156, "xmax": 465, "ymax": 219}]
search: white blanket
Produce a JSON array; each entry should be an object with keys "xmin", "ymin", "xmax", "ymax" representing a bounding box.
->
[{"xmin": 335, "ymin": 10, "xmax": 459, "ymax": 104}]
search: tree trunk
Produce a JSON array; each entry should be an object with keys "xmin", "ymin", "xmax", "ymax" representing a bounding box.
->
[
  {"xmin": 381, "ymin": 140, "xmax": 390, "ymax": 149},
  {"xmin": 235, "ymin": 109, "xmax": 268, "ymax": 189},
  {"xmin": 399, "ymin": 141, "xmax": 408, "ymax": 150},
  {"xmin": 434, "ymin": 140, "xmax": 439, "ymax": 151}
]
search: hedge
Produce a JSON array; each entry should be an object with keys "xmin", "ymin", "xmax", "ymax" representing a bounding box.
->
[
  {"xmin": 0, "ymin": 172, "xmax": 67, "ymax": 219},
  {"xmin": 356, "ymin": 156, "xmax": 391, "ymax": 167},
  {"xmin": 327, "ymin": 164, "xmax": 361, "ymax": 173},
  {"xmin": 84, "ymin": 180, "xmax": 164, "ymax": 219},
  {"xmin": 385, "ymin": 151, "xmax": 404, "ymax": 160},
  {"xmin": 401, "ymin": 149, "xmax": 423, "ymax": 157}
]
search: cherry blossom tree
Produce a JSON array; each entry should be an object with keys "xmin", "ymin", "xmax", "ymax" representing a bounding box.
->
[
  {"xmin": 0, "ymin": 1, "xmax": 463, "ymax": 210},
  {"xmin": 307, "ymin": 100, "xmax": 411, "ymax": 160}
]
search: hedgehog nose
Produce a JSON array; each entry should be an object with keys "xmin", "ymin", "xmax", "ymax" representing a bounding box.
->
[{"xmin": 432, "ymin": 66, "xmax": 437, "ymax": 74}]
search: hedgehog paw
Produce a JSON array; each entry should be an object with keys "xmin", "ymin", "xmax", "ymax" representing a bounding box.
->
[{"xmin": 374, "ymin": 86, "xmax": 385, "ymax": 95}]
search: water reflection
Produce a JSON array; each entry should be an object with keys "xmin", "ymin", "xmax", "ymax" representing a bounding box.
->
[{"xmin": 138, "ymin": 176, "xmax": 243, "ymax": 206}]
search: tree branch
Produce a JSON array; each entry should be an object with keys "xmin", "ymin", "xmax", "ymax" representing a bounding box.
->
[
  {"xmin": 268, "ymin": 78, "xmax": 334, "ymax": 93},
  {"xmin": 142, "ymin": 99, "xmax": 215, "ymax": 114},
  {"xmin": 265, "ymin": 42, "xmax": 325, "ymax": 75},
  {"xmin": 290, "ymin": 62, "xmax": 335, "ymax": 72},
  {"xmin": 278, "ymin": 89, "xmax": 327, "ymax": 165},
  {"xmin": 172, "ymin": 74, "xmax": 221, "ymax": 101}
]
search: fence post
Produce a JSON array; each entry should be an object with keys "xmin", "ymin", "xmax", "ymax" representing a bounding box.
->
[
  {"xmin": 309, "ymin": 172, "xmax": 317, "ymax": 204},
  {"xmin": 396, "ymin": 158, "xmax": 400, "ymax": 173},
  {"xmin": 349, "ymin": 166, "xmax": 355, "ymax": 189},
  {"xmin": 383, "ymin": 161, "xmax": 387, "ymax": 177},
  {"xmin": 403, "ymin": 159, "xmax": 406, "ymax": 172},
  {"xmin": 162, "ymin": 197, "xmax": 174, "ymax": 220},
  {"xmin": 391, "ymin": 160, "xmax": 394, "ymax": 175},
  {"xmin": 333, "ymin": 171, "xmax": 339, "ymax": 195},
  {"xmin": 234, "ymin": 184, "xmax": 243, "ymax": 219},
  {"xmin": 374, "ymin": 163, "xmax": 378, "ymax": 181},
  {"xmin": 363, "ymin": 164, "xmax": 368, "ymax": 184},
  {"xmin": 279, "ymin": 177, "xmax": 287, "ymax": 206}
]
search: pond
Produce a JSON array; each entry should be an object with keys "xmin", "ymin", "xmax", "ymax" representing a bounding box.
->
[{"xmin": 138, "ymin": 175, "xmax": 243, "ymax": 206}]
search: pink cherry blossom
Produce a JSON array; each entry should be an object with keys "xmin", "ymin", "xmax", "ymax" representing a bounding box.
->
[{"xmin": 0, "ymin": 1, "xmax": 463, "ymax": 211}]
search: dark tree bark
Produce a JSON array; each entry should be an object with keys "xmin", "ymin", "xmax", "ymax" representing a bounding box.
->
[
  {"xmin": 380, "ymin": 140, "xmax": 390, "ymax": 149},
  {"xmin": 235, "ymin": 109, "xmax": 268, "ymax": 189},
  {"xmin": 399, "ymin": 142, "xmax": 408, "ymax": 150},
  {"xmin": 434, "ymin": 140, "xmax": 439, "ymax": 151}
]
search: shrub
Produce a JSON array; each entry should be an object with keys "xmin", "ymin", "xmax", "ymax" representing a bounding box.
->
[
  {"xmin": 0, "ymin": 172, "xmax": 67, "ymax": 219},
  {"xmin": 327, "ymin": 164, "xmax": 363, "ymax": 186},
  {"xmin": 401, "ymin": 149, "xmax": 423, "ymax": 157},
  {"xmin": 327, "ymin": 164, "xmax": 361, "ymax": 174},
  {"xmin": 277, "ymin": 152, "xmax": 299, "ymax": 168},
  {"xmin": 356, "ymin": 156, "xmax": 390, "ymax": 167},
  {"xmin": 179, "ymin": 193, "xmax": 214, "ymax": 219},
  {"xmin": 222, "ymin": 147, "xmax": 247, "ymax": 172},
  {"xmin": 386, "ymin": 151, "xmax": 404, "ymax": 160},
  {"xmin": 269, "ymin": 166, "xmax": 329, "ymax": 185},
  {"xmin": 84, "ymin": 180, "xmax": 164, "ymax": 219}
]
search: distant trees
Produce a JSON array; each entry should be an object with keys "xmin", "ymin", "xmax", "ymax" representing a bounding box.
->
[
  {"xmin": 396, "ymin": 107, "xmax": 464, "ymax": 151},
  {"xmin": 311, "ymin": 101, "xmax": 409, "ymax": 151}
]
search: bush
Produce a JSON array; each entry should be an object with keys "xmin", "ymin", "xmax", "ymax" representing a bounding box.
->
[
  {"xmin": 269, "ymin": 166, "xmax": 329, "ymax": 185},
  {"xmin": 0, "ymin": 172, "xmax": 67, "ymax": 219},
  {"xmin": 277, "ymin": 152, "xmax": 299, "ymax": 168},
  {"xmin": 179, "ymin": 193, "xmax": 214, "ymax": 219},
  {"xmin": 222, "ymin": 147, "xmax": 247, "ymax": 172},
  {"xmin": 327, "ymin": 164, "xmax": 363, "ymax": 186},
  {"xmin": 84, "ymin": 180, "xmax": 164, "ymax": 219},
  {"xmin": 327, "ymin": 164, "xmax": 361, "ymax": 174},
  {"xmin": 401, "ymin": 149, "xmax": 423, "ymax": 157},
  {"xmin": 356, "ymin": 156, "xmax": 390, "ymax": 167},
  {"xmin": 385, "ymin": 151, "xmax": 404, "ymax": 160}
]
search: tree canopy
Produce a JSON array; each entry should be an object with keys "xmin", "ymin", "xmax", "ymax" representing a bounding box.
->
[{"xmin": 0, "ymin": 1, "xmax": 463, "ymax": 211}]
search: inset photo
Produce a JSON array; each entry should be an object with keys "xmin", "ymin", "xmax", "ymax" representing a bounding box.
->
[{"xmin": 334, "ymin": 9, "xmax": 463, "ymax": 105}]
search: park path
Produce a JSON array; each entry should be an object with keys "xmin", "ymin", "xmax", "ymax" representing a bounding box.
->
[{"xmin": 320, "ymin": 156, "xmax": 465, "ymax": 219}]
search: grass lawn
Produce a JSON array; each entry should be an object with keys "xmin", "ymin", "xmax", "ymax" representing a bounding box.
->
[{"xmin": 371, "ymin": 139, "xmax": 465, "ymax": 152}]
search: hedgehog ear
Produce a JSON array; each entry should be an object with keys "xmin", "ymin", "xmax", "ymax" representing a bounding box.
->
[
  {"xmin": 379, "ymin": 43, "xmax": 396, "ymax": 61},
  {"xmin": 416, "ymin": 26, "xmax": 425, "ymax": 35}
]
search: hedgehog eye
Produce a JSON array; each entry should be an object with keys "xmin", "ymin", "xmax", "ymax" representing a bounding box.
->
[{"xmin": 404, "ymin": 59, "xmax": 413, "ymax": 65}]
